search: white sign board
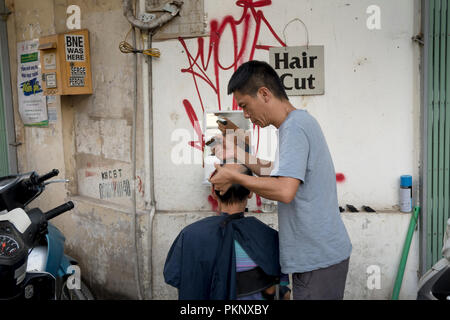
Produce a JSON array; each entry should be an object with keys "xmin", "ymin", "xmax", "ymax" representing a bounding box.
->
[
  {"xmin": 269, "ymin": 46, "xmax": 324, "ymax": 96},
  {"xmin": 65, "ymin": 34, "xmax": 85, "ymax": 62}
]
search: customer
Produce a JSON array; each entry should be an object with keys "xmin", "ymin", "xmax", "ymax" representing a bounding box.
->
[{"xmin": 164, "ymin": 163, "xmax": 290, "ymax": 300}]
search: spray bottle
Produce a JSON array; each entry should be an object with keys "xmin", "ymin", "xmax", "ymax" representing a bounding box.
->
[{"xmin": 400, "ymin": 175, "xmax": 412, "ymax": 213}]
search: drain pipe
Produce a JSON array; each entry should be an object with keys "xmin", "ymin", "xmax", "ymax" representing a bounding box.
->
[
  {"xmin": 146, "ymin": 29, "xmax": 157, "ymax": 301},
  {"xmin": 139, "ymin": 0, "xmax": 153, "ymax": 300},
  {"xmin": 137, "ymin": 0, "xmax": 151, "ymax": 213},
  {"xmin": 138, "ymin": 0, "xmax": 158, "ymax": 301},
  {"xmin": 123, "ymin": 0, "xmax": 182, "ymax": 300},
  {"xmin": 131, "ymin": 27, "xmax": 143, "ymax": 300}
]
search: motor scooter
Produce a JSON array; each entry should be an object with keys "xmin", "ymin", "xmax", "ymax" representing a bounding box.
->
[
  {"xmin": 417, "ymin": 218, "xmax": 450, "ymax": 300},
  {"xmin": 0, "ymin": 169, "xmax": 94, "ymax": 300}
]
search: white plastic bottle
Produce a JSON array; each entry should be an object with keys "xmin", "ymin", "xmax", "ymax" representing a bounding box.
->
[{"xmin": 399, "ymin": 175, "xmax": 412, "ymax": 213}]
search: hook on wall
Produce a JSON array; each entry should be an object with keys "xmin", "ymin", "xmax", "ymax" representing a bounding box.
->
[{"xmin": 282, "ymin": 18, "xmax": 310, "ymax": 50}]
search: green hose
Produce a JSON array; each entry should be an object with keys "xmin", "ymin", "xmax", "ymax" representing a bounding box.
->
[{"xmin": 391, "ymin": 206, "xmax": 420, "ymax": 300}]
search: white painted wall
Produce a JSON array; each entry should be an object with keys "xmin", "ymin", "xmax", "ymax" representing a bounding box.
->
[
  {"xmin": 150, "ymin": 0, "xmax": 422, "ymax": 299},
  {"xmin": 8, "ymin": 0, "xmax": 422, "ymax": 299},
  {"xmin": 344, "ymin": 211, "xmax": 419, "ymax": 299},
  {"xmin": 153, "ymin": 211, "xmax": 419, "ymax": 300},
  {"xmin": 153, "ymin": 0, "xmax": 421, "ymax": 211}
]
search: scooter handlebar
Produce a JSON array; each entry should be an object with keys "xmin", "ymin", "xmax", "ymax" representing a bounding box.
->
[
  {"xmin": 37, "ymin": 169, "xmax": 59, "ymax": 184},
  {"xmin": 45, "ymin": 201, "xmax": 74, "ymax": 220}
]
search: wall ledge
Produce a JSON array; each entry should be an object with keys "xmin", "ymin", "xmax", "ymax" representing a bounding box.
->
[
  {"xmin": 66, "ymin": 198, "xmax": 414, "ymax": 220},
  {"xmin": 154, "ymin": 210, "xmax": 414, "ymax": 216},
  {"xmin": 70, "ymin": 195, "xmax": 148, "ymax": 216}
]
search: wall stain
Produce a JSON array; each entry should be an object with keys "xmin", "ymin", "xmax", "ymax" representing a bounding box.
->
[
  {"xmin": 362, "ymin": 218, "xmax": 371, "ymax": 230},
  {"xmin": 170, "ymin": 112, "xmax": 180, "ymax": 125}
]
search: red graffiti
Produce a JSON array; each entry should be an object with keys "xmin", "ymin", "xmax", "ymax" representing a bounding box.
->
[
  {"xmin": 208, "ymin": 194, "xmax": 219, "ymax": 213},
  {"xmin": 179, "ymin": 0, "xmax": 285, "ymax": 153},
  {"xmin": 137, "ymin": 176, "xmax": 143, "ymax": 194},
  {"xmin": 85, "ymin": 171, "xmax": 96, "ymax": 178},
  {"xmin": 255, "ymin": 194, "xmax": 262, "ymax": 207},
  {"xmin": 183, "ymin": 99, "xmax": 204, "ymax": 152},
  {"xmin": 179, "ymin": 1, "xmax": 286, "ymax": 212},
  {"xmin": 336, "ymin": 173, "xmax": 346, "ymax": 183}
]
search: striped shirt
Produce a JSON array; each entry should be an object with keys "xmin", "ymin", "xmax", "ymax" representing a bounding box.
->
[
  {"xmin": 235, "ymin": 240, "xmax": 258, "ymax": 272},
  {"xmin": 235, "ymin": 240, "xmax": 290, "ymax": 300}
]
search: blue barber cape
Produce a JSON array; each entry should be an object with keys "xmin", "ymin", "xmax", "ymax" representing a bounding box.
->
[{"xmin": 163, "ymin": 212, "xmax": 281, "ymax": 300}]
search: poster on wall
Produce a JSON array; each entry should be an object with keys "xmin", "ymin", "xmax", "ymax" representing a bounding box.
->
[
  {"xmin": 269, "ymin": 46, "xmax": 325, "ymax": 96},
  {"xmin": 17, "ymin": 39, "xmax": 48, "ymax": 127},
  {"xmin": 46, "ymin": 95, "xmax": 58, "ymax": 124}
]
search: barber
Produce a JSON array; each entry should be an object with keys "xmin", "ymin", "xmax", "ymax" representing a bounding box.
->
[{"xmin": 209, "ymin": 60, "xmax": 352, "ymax": 300}]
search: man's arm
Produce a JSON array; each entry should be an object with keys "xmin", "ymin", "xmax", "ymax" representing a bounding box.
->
[
  {"xmin": 238, "ymin": 148, "xmax": 273, "ymax": 177},
  {"xmin": 234, "ymin": 173, "xmax": 300, "ymax": 204}
]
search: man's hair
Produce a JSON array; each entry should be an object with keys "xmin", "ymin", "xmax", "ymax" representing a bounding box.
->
[
  {"xmin": 227, "ymin": 60, "xmax": 288, "ymax": 101},
  {"xmin": 214, "ymin": 165, "xmax": 253, "ymax": 205}
]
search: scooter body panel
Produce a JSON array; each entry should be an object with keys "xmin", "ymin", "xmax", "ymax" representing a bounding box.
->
[
  {"xmin": 27, "ymin": 246, "xmax": 47, "ymax": 272},
  {"xmin": 46, "ymin": 222, "xmax": 71, "ymax": 278},
  {"xmin": 417, "ymin": 264, "xmax": 450, "ymax": 300},
  {"xmin": 26, "ymin": 223, "xmax": 72, "ymax": 278}
]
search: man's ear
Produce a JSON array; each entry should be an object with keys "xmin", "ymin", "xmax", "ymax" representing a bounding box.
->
[
  {"xmin": 258, "ymin": 87, "xmax": 271, "ymax": 103},
  {"xmin": 248, "ymin": 191, "xmax": 254, "ymax": 199}
]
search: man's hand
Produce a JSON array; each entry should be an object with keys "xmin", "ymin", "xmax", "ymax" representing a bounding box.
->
[
  {"xmin": 209, "ymin": 163, "xmax": 236, "ymax": 195},
  {"xmin": 216, "ymin": 116, "xmax": 239, "ymax": 134},
  {"xmin": 210, "ymin": 133, "xmax": 249, "ymax": 163},
  {"xmin": 210, "ymin": 134, "xmax": 236, "ymax": 162}
]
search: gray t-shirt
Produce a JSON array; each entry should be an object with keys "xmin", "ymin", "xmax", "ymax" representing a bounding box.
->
[{"xmin": 271, "ymin": 109, "xmax": 352, "ymax": 274}]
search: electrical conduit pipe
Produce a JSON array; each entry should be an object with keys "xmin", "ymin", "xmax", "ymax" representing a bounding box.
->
[{"xmin": 123, "ymin": 0, "xmax": 183, "ymax": 300}]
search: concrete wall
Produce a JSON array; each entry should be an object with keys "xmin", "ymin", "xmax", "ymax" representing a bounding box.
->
[
  {"xmin": 6, "ymin": 0, "xmax": 150, "ymax": 299},
  {"xmin": 155, "ymin": 0, "xmax": 421, "ymax": 211},
  {"xmin": 153, "ymin": 211, "xmax": 419, "ymax": 300},
  {"xmin": 5, "ymin": 0, "xmax": 422, "ymax": 299}
]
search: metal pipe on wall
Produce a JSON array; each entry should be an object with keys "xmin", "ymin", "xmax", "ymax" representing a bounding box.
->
[
  {"xmin": 124, "ymin": 0, "xmax": 182, "ymax": 300},
  {"xmin": 131, "ymin": 26, "xmax": 144, "ymax": 300},
  {"xmin": 138, "ymin": 0, "xmax": 155, "ymax": 300},
  {"xmin": 146, "ymin": 29, "xmax": 157, "ymax": 301}
]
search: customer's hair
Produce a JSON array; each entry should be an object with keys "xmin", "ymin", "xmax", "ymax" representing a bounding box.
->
[
  {"xmin": 227, "ymin": 60, "xmax": 288, "ymax": 101},
  {"xmin": 214, "ymin": 165, "xmax": 253, "ymax": 205}
]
